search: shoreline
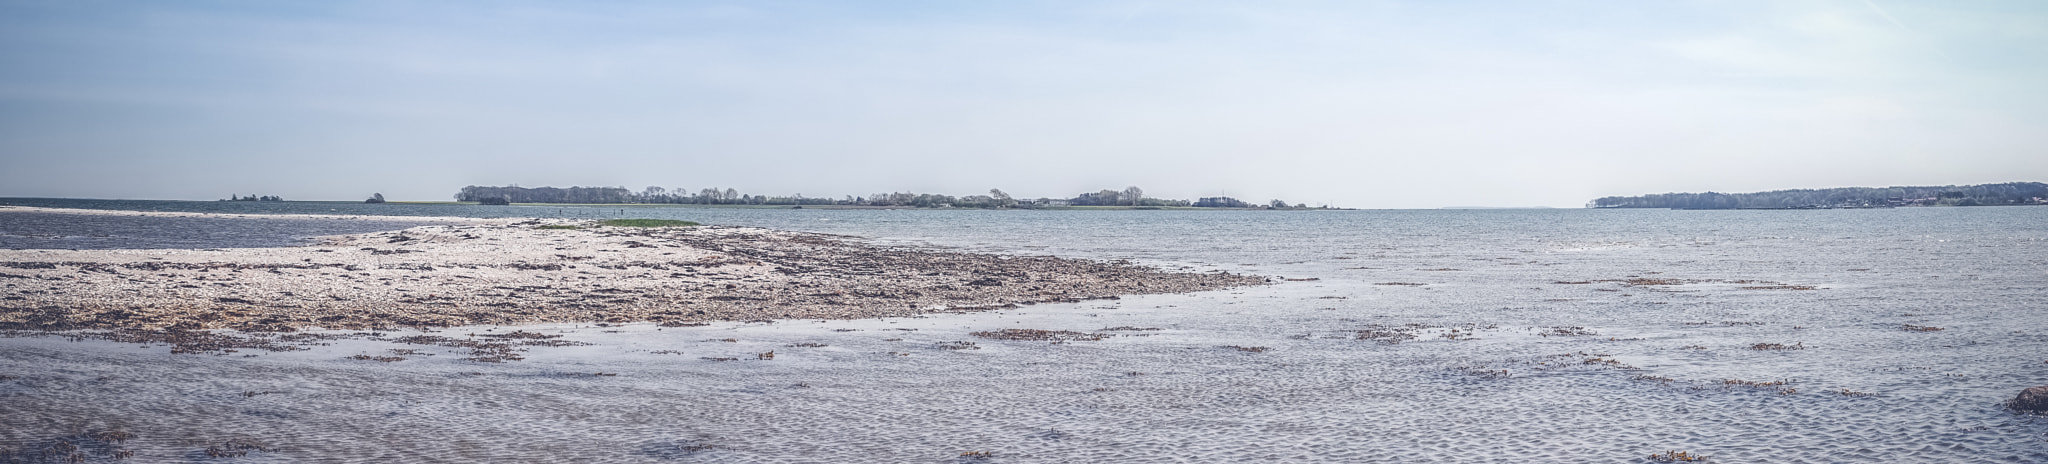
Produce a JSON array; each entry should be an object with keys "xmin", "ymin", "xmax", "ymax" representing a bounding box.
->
[{"xmin": 0, "ymin": 209, "xmax": 1268, "ymax": 334}]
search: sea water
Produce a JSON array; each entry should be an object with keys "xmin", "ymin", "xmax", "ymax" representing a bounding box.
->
[{"xmin": 2, "ymin": 199, "xmax": 2046, "ymax": 462}]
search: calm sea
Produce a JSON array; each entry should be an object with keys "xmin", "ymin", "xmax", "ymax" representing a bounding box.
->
[{"xmin": 3, "ymin": 198, "xmax": 2046, "ymax": 462}]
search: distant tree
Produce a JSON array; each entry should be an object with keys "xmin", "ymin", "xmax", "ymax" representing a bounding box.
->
[
  {"xmin": 1268, "ymin": 199, "xmax": 1289, "ymax": 208},
  {"xmin": 1194, "ymin": 197, "xmax": 1249, "ymax": 208},
  {"xmin": 365, "ymin": 193, "xmax": 386, "ymax": 204},
  {"xmin": 1122, "ymin": 186, "xmax": 1144, "ymax": 206},
  {"xmin": 989, "ymin": 189, "xmax": 1015, "ymax": 208},
  {"xmin": 910, "ymin": 193, "xmax": 958, "ymax": 208},
  {"xmin": 1071, "ymin": 189, "xmax": 1122, "ymax": 206},
  {"xmin": 870, "ymin": 192, "xmax": 916, "ymax": 206}
]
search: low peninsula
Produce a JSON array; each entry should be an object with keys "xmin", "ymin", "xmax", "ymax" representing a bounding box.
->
[{"xmin": 1588, "ymin": 182, "xmax": 2048, "ymax": 209}]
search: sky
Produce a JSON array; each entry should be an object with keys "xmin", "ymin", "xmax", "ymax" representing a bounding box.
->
[{"xmin": 1, "ymin": 0, "xmax": 2044, "ymax": 208}]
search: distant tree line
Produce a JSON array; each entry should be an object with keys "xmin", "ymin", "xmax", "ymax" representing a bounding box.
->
[
  {"xmin": 1193, "ymin": 197, "xmax": 1251, "ymax": 208},
  {"xmin": 456, "ymin": 186, "xmax": 638, "ymax": 204},
  {"xmin": 1066, "ymin": 187, "xmax": 1194, "ymax": 207},
  {"xmin": 454, "ymin": 185, "xmax": 1324, "ymax": 209},
  {"xmin": 223, "ymin": 194, "xmax": 283, "ymax": 202},
  {"xmin": 1589, "ymin": 182, "xmax": 2048, "ymax": 209}
]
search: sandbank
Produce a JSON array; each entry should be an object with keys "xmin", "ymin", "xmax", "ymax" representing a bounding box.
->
[{"xmin": 0, "ymin": 209, "xmax": 1265, "ymax": 332}]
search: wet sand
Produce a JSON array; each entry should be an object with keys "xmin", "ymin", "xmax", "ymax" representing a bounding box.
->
[{"xmin": 0, "ymin": 207, "xmax": 1266, "ymax": 333}]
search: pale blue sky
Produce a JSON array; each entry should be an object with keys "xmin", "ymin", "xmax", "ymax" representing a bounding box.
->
[{"xmin": 2, "ymin": 0, "xmax": 2043, "ymax": 207}]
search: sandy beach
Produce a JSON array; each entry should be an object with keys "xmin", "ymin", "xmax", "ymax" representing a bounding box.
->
[{"xmin": 0, "ymin": 207, "xmax": 1266, "ymax": 332}]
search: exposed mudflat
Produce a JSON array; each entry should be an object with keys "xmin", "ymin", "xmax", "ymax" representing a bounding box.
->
[{"xmin": 0, "ymin": 208, "xmax": 1264, "ymax": 335}]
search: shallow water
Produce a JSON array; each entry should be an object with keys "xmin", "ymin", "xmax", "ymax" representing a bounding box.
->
[
  {"xmin": 0, "ymin": 211, "xmax": 446, "ymax": 250},
  {"xmin": 3, "ymin": 200, "xmax": 2047, "ymax": 462}
]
